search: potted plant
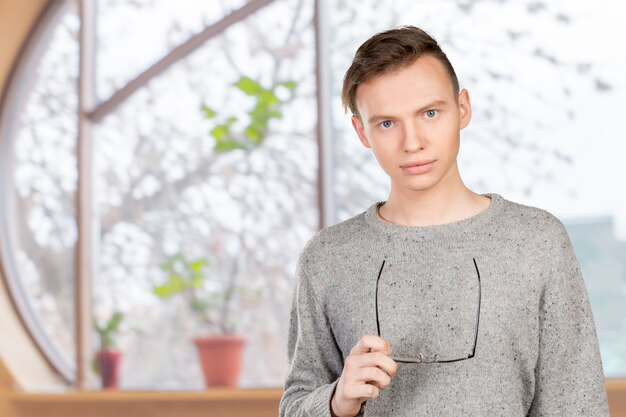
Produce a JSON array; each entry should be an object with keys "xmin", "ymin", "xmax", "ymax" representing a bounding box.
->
[
  {"xmin": 153, "ymin": 253, "xmax": 255, "ymax": 388},
  {"xmin": 149, "ymin": 76, "xmax": 289, "ymax": 388},
  {"xmin": 93, "ymin": 312, "xmax": 124, "ymax": 389}
]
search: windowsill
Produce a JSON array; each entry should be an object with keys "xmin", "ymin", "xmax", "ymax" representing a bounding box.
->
[
  {"xmin": 9, "ymin": 387, "xmax": 283, "ymax": 401},
  {"xmin": 3, "ymin": 387, "xmax": 283, "ymax": 417},
  {"xmin": 3, "ymin": 380, "xmax": 626, "ymax": 417},
  {"xmin": 607, "ymin": 379, "xmax": 626, "ymax": 417}
]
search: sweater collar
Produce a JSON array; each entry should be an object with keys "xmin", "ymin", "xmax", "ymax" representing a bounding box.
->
[{"xmin": 364, "ymin": 193, "xmax": 504, "ymax": 240}]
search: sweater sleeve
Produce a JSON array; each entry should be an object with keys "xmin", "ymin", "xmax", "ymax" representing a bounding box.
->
[
  {"xmin": 279, "ymin": 244, "xmax": 345, "ymax": 417},
  {"xmin": 528, "ymin": 220, "xmax": 610, "ymax": 416}
]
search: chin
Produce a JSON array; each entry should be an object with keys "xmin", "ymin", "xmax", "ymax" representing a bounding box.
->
[{"xmin": 396, "ymin": 180, "xmax": 438, "ymax": 193}]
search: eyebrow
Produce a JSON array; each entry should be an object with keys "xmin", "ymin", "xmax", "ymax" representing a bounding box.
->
[{"xmin": 367, "ymin": 99, "xmax": 449, "ymax": 125}]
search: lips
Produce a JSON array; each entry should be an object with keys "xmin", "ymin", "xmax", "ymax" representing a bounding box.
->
[
  {"xmin": 400, "ymin": 159, "xmax": 436, "ymax": 175},
  {"xmin": 400, "ymin": 159, "xmax": 436, "ymax": 168}
]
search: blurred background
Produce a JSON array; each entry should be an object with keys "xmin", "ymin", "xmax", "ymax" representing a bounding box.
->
[{"xmin": 0, "ymin": 0, "xmax": 624, "ymax": 412}]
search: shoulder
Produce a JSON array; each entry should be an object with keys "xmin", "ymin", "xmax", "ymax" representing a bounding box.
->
[
  {"xmin": 299, "ymin": 209, "xmax": 371, "ymax": 262},
  {"xmin": 494, "ymin": 198, "xmax": 567, "ymax": 236},
  {"xmin": 497, "ymin": 195, "xmax": 570, "ymax": 244},
  {"xmin": 293, "ymin": 209, "xmax": 372, "ymax": 296}
]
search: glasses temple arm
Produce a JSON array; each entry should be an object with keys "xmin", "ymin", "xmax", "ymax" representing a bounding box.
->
[
  {"xmin": 470, "ymin": 257, "xmax": 481, "ymax": 356},
  {"xmin": 375, "ymin": 260, "xmax": 385, "ymax": 337}
]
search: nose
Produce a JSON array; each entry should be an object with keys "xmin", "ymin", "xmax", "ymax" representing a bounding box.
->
[{"xmin": 403, "ymin": 120, "xmax": 423, "ymax": 153}]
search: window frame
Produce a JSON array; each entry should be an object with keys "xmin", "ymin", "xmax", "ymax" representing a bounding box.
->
[
  {"xmin": 2, "ymin": 0, "xmax": 324, "ymax": 388},
  {"xmin": 0, "ymin": 0, "xmax": 77, "ymax": 382}
]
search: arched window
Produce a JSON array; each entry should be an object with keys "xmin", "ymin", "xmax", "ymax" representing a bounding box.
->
[{"xmin": 1, "ymin": 0, "xmax": 625, "ymax": 390}]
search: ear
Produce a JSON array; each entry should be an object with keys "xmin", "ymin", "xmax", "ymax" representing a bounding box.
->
[
  {"xmin": 458, "ymin": 89, "xmax": 472, "ymax": 130},
  {"xmin": 351, "ymin": 115, "xmax": 372, "ymax": 149}
]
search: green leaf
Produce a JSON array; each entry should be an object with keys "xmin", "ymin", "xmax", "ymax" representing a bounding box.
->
[
  {"xmin": 201, "ymin": 104, "xmax": 217, "ymax": 119},
  {"xmin": 189, "ymin": 259, "xmax": 207, "ymax": 272},
  {"xmin": 249, "ymin": 107, "xmax": 271, "ymax": 128},
  {"xmin": 278, "ymin": 80, "xmax": 297, "ymax": 91},
  {"xmin": 245, "ymin": 126, "xmax": 262, "ymax": 143},
  {"xmin": 153, "ymin": 275, "xmax": 187, "ymax": 298},
  {"xmin": 258, "ymin": 90, "xmax": 280, "ymax": 105},
  {"xmin": 105, "ymin": 312, "xmax": 124, "ymax": 333},
  {"xmin": 210, "ymin": 125, "xmax": 229, "ymax": 141},
  {"xmin": 235, "ymin": 76, "xmax": 264, "ymax": 96},
  {"xmin": 214, "ymin": 139, "xmax": 244, "ymax": 153}
]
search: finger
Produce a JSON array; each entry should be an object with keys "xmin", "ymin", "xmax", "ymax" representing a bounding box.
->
[
  {"xmin": 350, "ymin": 335, "xmax": 392, "ymax": 356},
  {"xmin": 348, "ymin": 366, "xmax": 392, "ymax": 389},
  {"xmin": 347, "ymin": 351, "xmax": 398, "ymax": 378},
  {"xmin": 343, "ymin": 382, "xmax": 380, "ymax": 400},
  {"xmin": 367, "ymin": 351, "xmax": 399, "ymax": 378}
]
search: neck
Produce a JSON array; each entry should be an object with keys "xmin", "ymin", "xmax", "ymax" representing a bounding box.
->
[{"xmin": 380, "ymin": 166, "xmax": 488, "ymax": 227}]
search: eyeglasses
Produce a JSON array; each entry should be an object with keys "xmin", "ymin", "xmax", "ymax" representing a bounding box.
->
[{"xmin": 375, "ymin": 258, "xmax": 481, "ymax": 364}]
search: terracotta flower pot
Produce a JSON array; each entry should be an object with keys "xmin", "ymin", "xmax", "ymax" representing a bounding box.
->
[
  {"xmin": 96, "ymin": 349, "xmax": 122, "ymax": 389},
  {"xmin": 193, "ymin": 334, "xmax": 246, "ymax": 388}
]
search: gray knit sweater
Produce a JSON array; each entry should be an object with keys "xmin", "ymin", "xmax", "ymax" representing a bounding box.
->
[{"xmin": 279, "ymin": 193, "xmax": 609, "ymax": 416}]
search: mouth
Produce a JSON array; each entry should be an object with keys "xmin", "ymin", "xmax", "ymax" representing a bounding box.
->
[
  {"xmin": 400, "ymin": 159, "xmax": 436, "ymax": 174},
  {"xmin": 400, "ymin": 159, "xmax": 436, "ymax": 168}
]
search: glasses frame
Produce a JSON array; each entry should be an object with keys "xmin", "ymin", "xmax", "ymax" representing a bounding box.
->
[{"xmin": 375, "ymin": 257, "xmax": 481, "ymax": 364}]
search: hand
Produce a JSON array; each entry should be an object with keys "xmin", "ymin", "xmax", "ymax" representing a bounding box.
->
[{"xmin": 331, "ymin": 335, "xmax": 398, "ymax": 417}]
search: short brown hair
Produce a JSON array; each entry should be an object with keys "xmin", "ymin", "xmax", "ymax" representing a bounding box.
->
[{"xmin": 341, "ymin": 26, "xmax": 460, "ymax": 117}]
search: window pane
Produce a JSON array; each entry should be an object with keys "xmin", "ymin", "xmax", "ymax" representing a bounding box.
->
[
  {"xmin": 328, "ymin": 0, "xmax": 626, "ymax": 377},
  {"xmin": 95, "ymin": 0, "xmax": 251, "ymax": 101},
  {"xmin": 2, "ymin": 5, "xmax": 80, "ymax": 379},
  {"xmin": 93, "ymin": 0, "xmax": 316, "ymax": 389}
]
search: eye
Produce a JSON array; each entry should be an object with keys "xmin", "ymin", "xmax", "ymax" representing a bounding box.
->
[
  {"xmin": 425, "ymin": 109, "xmax": 438, "ymax": 118},
  {"xmin": 380, "ymin": 120, "xmax": 393, "ymax": 129}
]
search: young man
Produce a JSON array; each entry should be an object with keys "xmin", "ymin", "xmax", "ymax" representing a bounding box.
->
[{"xmin": 279, "ymin": 26, "xmax": 609, "ymax": 416}]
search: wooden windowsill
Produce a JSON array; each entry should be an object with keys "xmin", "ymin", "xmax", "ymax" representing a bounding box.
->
[
  {"xmin": 2, "ymin": 381, "xmax": 625, "ymax": 417},
  {"xmin": 607, "ymin": 379, "xmax": 626, "ymax": 417},
  {"xmin": 3, "ymin": 387, "xmax": 283, "ymax": 417},
  {"xmin": 8, "ymin": 387, "xmax": 283, "ymax": 402}
]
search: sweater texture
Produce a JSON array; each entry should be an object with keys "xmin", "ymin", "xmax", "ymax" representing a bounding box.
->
[{"xmin": 279, "ymin": 193, "xmax": 609, "ymax": 416}]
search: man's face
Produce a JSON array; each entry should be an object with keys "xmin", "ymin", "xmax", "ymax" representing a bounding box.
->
[{"xmin": 352, "ymin": 55, "xmax": 471, "ymax": 196}]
